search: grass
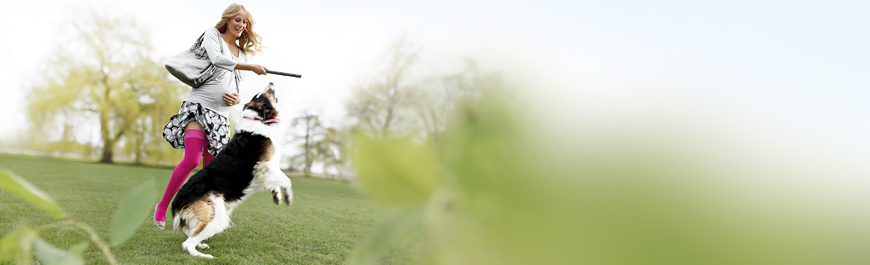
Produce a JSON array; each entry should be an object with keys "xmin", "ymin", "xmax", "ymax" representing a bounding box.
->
[{"xmin": 0, "ymin": 154, "xmax": 418, "ymax": 264}]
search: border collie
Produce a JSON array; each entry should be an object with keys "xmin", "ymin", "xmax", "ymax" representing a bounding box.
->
[{"xmin": 170, "ymin": 83, "xmax": 293, "ymax": 258}]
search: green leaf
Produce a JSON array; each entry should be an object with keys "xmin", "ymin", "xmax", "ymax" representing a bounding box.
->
[
  {"xmin": 34, "ymin": 237, "xmax": 84, "ymax": 265},
  {"xmin": 352, "ymin": 136, "xmax": 440, "ymax": 207},
  {"xmin": 0, "ymin": 169, "xmax": 65, "ymax": 219},
  {"xmin": 0, "ymin": 224, "xmax": 37, "ymax": 264},
  {"xmin": 444, "ymin": 99, "xmax": 525, "ymax": 193},
  {"xmin": 347, "ymin": 207, "xmax": 425, "ymax": 265},
  {"xmin": 109, "ymin": 180, "xmax": 156, "ymax": 246},
  {"xmin": 67, "ymin": 241, "xmax": 89, "ymax": 255}
]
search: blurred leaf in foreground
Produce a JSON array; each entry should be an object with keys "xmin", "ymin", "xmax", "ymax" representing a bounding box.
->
[
  {"xmin": 34, "ymin": 238, "xmax": 86, "ymax": 265},
  {"xmin": 109, "ymin": 180, "xmax": 156, "ymax": 246},
  {"xmin": 351, "ymin": 92, "xmax": 870, "ymax": 265},
  {"xmin": 0, "ymin": 224, "xmax": 37, "ymax": 264},
  {"xmin": 352, "ymin": 136, "xmax": 440, "ymax": 207},
  {"xmin": 0, "ymin": 169, "xmax": 66, "ymax": 219}
]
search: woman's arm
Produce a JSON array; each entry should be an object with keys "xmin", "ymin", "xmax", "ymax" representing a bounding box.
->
[{"xmin": 235, "ymin": 62, "xmax": 268, "ymax": 75}]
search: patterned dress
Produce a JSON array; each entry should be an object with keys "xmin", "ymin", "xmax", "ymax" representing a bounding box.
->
[{"xmin": 162, "ymin": 101, "xmax": 231, "ymax": 156}]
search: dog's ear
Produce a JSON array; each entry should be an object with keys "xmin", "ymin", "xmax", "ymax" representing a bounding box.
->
[{"xmin": 242, "ymin": 94, "xmax": 263, "ymax": 111}]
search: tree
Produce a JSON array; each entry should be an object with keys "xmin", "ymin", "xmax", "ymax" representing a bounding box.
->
[
  {"xmin": 410, "ymin": 59, "xmax": 493, "ymax": 146},
  {"xmin": 312, "ymin": 128, "xmax": 346, "ymax": 179},
  {"xmin": 26, "ymin": 12, "xmax": 186, "ymax": 164},
  {"xmin": 119, "ymin": 58, "xmax": 188, "ymax": 165},
  {"xmin": 288, "ymin": 112, "xmax": 325, "ymax": 177},
  {"xmin": 286, "ymin": 112, "xmax": 347, "ymax": 179},
  {"xmin": 346, "ymin": 37, "xmax": 421, "ymax": 139}
]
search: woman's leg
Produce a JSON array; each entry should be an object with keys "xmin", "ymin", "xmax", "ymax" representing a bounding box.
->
[
  {"xmin": 192, "ymin": 121, "xmax": 213, "ymax": 167},
  {"xmin": 202, "ymin": 144, "xmax": 214, "ymax": 167},
  {"xmin": 154, "ymin": 122, "xmax": 206, "ymax": 228}
]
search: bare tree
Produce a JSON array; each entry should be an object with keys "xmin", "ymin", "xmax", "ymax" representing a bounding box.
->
[
  {"xmin": 409, "ymin": 59, "xmax": 514, "ymax": 146},
  {"xmin": 346, "ymin": 37, "xmax": 421, "ymax": 139},
  {"xmin": 288, "ymin": 112, "xmax": 325, "ymax": 177},
  {"xmin": 312, "ymin": 128, "xmax": 346, "ymax": 179},
  {"xmin": 411, "ymin": 60, "xmax": 473, "ymax": 145}
]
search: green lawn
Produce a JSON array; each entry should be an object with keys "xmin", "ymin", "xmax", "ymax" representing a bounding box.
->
[{"xmin": 0, "ymin": 155, "xmax": 417, "ymax": 264}]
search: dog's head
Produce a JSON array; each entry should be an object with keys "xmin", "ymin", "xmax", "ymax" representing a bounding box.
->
[{"xmin": 241, "ymin": 82, "xmax": 280, "ymax": 124}]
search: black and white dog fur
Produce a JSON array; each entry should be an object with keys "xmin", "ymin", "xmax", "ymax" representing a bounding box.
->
[{"xmin": 170, "ymin": 83, "xmax": 292, "ymax": 258}]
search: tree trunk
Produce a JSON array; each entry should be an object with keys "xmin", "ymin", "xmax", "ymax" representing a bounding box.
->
[
  {"xmin": 99, "ymin": 106, "xmax": 114, "ymax": 164},
  {"xmin": 98, "ymin": 72, "xmax": 114, "ymax": 164},
  {"xmin": 99, "ymin": 144, "xmax": 114, "ymax": 163},
  {"xmin": 304, "ymin": 121, "xmax": 311, "ymax": 177}
]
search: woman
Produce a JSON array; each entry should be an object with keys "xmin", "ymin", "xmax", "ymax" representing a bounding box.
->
[{"xmin": 154, "ymin": 3, "xmax": 269, "ymax": 229}]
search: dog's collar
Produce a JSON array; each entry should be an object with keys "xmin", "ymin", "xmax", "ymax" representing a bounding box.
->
[{"xmin": 243, "ymin": 116, "xmax": 280, "ymax": 124}]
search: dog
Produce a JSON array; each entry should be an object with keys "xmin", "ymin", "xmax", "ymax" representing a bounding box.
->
[{"xmin": 170, "ymin": 83, "xmax": 293, "ymax": 258}]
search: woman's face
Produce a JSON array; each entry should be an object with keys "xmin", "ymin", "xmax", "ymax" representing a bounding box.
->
[{"xmin": 227, "ymin": 9, "xmax": 248, "ymax": 38}]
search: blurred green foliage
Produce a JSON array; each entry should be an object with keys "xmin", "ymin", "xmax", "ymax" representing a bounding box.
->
[
  {"xmin": 108, "ymin": 181, "xmax": 156, "ymax": 246},
  {"xmin": 33, "ymin": 238, "xmax": 88, "ymax": 265},
  {"xmin": 348, "ymin": 93, "xmax": 869, "ymax": 265},
  {"xmin": 353, "ymin": 136, "xmax": 440, "ymax": 207},
  {"xmin": 0, "ymin": 169, "xmax": 65, "ymax": 219},
  {"xmin": 0, "ymin": 169, "xmax": 154, "ymax": 264}
]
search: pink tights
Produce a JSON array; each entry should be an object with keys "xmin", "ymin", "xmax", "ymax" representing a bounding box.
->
[{"xmin": 154, "ymin": 130, "xmax": 213, "ymax": 222}]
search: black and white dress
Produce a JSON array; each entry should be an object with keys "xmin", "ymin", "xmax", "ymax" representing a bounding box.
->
[{"xmin": 162, "ymin": 102, "xmax": 231, "ymax": 156}]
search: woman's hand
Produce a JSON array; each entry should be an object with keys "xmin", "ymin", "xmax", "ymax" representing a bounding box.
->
[
  {"xmin": 252, "ymin": 64, "xmax": 268, "ymax": 75},
  {"xmin": 223, "ymin": 92, "xmax": 241, "ymax": 106},
  {"xmin": 236, "ymin": 62, "xmax": 268, "ymax": 75}
]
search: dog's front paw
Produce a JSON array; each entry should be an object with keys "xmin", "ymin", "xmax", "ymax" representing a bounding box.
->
[
  {"xmin": 272, "ymin": 188, "xmax": 282, "ymax": 205},
  {"xmin": 183, "ymin": 243, "xmax": 214, "ymax": 258},
  {"xmin": 271, "ymin": 187, "xmax": 293, "ymax": 205},
  {"xmin": 283, "ymin": 186, "xmax": 293, "ymax": 206}
]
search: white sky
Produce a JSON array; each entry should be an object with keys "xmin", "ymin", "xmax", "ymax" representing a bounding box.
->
[{"xmin": 1, "ymin": 0, "xmax": 868, "ymax": 164}]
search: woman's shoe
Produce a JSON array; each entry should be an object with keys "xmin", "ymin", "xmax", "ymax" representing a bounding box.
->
[
  {"xmin": 153, "ymin": 219, "xmax": 165, "ymax": 230},
  {"xmin": 153, "ymin": 205, "xmax": 165, "ymax": 230}
]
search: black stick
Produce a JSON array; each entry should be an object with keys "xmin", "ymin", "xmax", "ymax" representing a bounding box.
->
[{"xmin": 266, "ymin": 70, "xmax": 302, "ymax": 78}]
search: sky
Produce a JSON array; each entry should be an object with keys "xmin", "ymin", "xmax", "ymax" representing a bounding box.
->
[{"xmin": 1, "ymin": 0, "xmax": 868, "ymax": 175}]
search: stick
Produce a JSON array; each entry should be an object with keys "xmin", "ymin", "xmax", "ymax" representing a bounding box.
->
[{"xmin": 266, "ymin": 70, "xmax": 302, "ymax": 78}]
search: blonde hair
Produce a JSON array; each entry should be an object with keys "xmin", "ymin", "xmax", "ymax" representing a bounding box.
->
[{"xmin": 214, "ymin": 3, "xmax": 263, "ymax": 56}]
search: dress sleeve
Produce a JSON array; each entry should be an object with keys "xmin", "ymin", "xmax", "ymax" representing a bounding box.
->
[{"xmin": 201, "ymin": 28, "xmax": 238, "ymax": 71}]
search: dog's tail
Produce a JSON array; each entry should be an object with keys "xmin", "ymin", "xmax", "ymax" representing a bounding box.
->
[{"xmin": 172, "ymin": 211, "xmax": 184, "ymax": 233}]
